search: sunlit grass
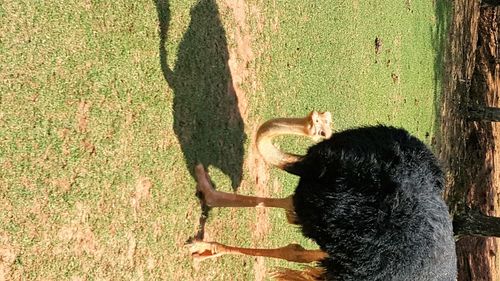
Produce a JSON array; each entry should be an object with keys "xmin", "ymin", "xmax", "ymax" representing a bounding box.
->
[{"xmin": 0, "ymin": 0, "xmax": 449, "ymax": 280}]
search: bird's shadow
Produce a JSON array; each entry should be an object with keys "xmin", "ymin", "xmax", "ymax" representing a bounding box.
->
[{"xmin": 155, "ymin": 0, "xmax": 246, "ymax": 240}]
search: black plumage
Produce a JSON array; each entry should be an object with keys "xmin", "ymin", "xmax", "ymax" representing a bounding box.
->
[{"xmin": 291, "ymin": 125, "xmax": 456, "ymax": 280}]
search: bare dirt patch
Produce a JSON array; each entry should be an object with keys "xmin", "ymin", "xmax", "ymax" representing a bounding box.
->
[
  {"xmin": 131, "ymin": 177, "xmax": 153, "ymax": 217},
  {"xmin": 247, "ymin": 122, "xmax": 271, "ymax": 281},
  {"xmin": 52, "ymin": 178, "xmax": 72, "ymax": 192},
  {"xmin": 58, "ymin": 225, "xmax": 98, "ymax": 256},
  {"xmin": 222, "ymin": 0, "xmax": 255, "ymax": 121},
  {"xmin": 126, "ymin": 231, "xmax": 137, "ymax": 267},
  {"xmin": 56, "ymin": 202, "xmax": 100, "ymax": 258},
  {"xmin": 76, "ymin": 100, "xmax": 91, "ymax": 133},
  {"xmin": 57, "ymin": 127, "xmax": 71, "ymax": 156},
  {"xmin": 220, "ymin": 1, "xmax": 270, "ymax": 279},
  {"xmin": 0, "ymin": 234, "xmax": 17, "ymax": 281}
]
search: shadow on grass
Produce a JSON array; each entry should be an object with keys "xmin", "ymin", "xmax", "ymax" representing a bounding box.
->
[
  {"xmin": 155, "ymin": 0, "xmax": 246, "ymax": 240},
  {"xmin": 431, "ymin": 0, "xmax": 452, "ymax": 143}
]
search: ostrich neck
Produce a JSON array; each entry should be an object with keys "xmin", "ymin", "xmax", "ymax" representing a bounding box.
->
[{"xmin": 256, "ymin": 117, "xmax": 309, "ymax": 169}]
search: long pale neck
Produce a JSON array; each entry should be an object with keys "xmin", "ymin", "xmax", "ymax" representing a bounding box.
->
[{"xmin": 255, "ymin": 117, "xmax": 309, "ymax": 169}]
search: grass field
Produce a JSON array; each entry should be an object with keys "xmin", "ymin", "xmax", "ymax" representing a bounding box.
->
[{"xmin": 0, "ymin": 0, "xmax": 448, "ymax": 280}]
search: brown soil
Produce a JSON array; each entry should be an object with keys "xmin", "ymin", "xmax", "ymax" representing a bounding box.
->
[
  {"xmin": 437, "ymin": 2, "xmax": 500, "ymax": 280},
  {"xmin": 131, "ymin": 177, "xmax": 153, "ymax": 221},
  {"xmin": 76, "ymin": 100, "xmax": 91, "ymax": 133},
  {"xmin": 57, "ymin": 202, "xmax": 100, "ymax": 258},
  {"xmin": 220, "ymin": 1, "xmax": 270, "ymax": 279},
  {"xmin": 0, "ymin": 233, "xmax": 17, "ymax": 281},
  {"xmin": 247, "ymin": 122, "xmax": 271, "ymax": 281},
  {"xmin": 223, "ymin": 0, "xmax": 253, "ymax": 121}
]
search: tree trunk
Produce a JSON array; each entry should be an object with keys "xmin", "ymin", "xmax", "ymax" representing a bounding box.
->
[
  {"xmin": 453, "ymin": 4, "xmax": 500, "ymax": 281},
  {"xmin": 438, "ymin": 2, "xmax": 500, "ymax": 280}
]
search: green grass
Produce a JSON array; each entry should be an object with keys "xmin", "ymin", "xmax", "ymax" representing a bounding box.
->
[
  {"xmin": 252, "ymin": 0, "xmax": 450, "ymax": 274},
  {"xmin": 0, "ymin": 0, "xmax": 449, "ymax": 280},
  {"xmin": 256, "ymin": 1, "xmax": 440, "ymax": 132}
]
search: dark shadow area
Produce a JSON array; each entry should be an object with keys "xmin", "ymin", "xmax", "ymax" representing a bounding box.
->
[
  {"xmin": 155, "ymin": 0, "xmax": 246, "ymax": 239},
  {"xmin": 155, "ymin": 0, "xmax": 245, "ymax": 189},
  {"xmin": 431, "ymin": 0, "xmax": 453, "ymax": 146}
]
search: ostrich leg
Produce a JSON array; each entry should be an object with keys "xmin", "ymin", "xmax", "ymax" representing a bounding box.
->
[
  {"xmin": 195, "ymin": 111, "xmax": 333, "ymax": 210},
  {"xmin": 192, "ymin": 165, "xmax": 327, "ymax": 262},
  {"xmin": 195, "ymin": 164, "xmax": 297, "ymax": 223},
  {"xmin": 188, "ymin": 241, "xmax": 327, "ymax": 263},
  {"xmin": 189, "ymin": 111, "xmax": 332, "ymax": 263},
  {"xmin": 195, "ymin": 165, "xmax": 292, "ymax": 209}
]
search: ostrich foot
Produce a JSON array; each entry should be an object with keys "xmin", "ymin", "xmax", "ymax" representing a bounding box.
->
[{"xmin": 187, "ymin": 240, "xmax": 225, "ymax": 261}]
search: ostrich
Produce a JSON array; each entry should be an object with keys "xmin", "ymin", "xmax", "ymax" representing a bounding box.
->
[{"xmin": 189, "ymin": 111, "xmax": 457, "ymax": 280}]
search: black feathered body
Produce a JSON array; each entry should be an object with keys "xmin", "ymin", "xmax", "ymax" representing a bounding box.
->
[{"xmin": 292, "ymin": 126, "xmax": 456, "ymax": 280}]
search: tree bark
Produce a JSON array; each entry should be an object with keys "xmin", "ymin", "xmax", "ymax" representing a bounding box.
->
[{"xmin": 439, "ymin": 2, "xmax": 500, "ymax": 280}]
